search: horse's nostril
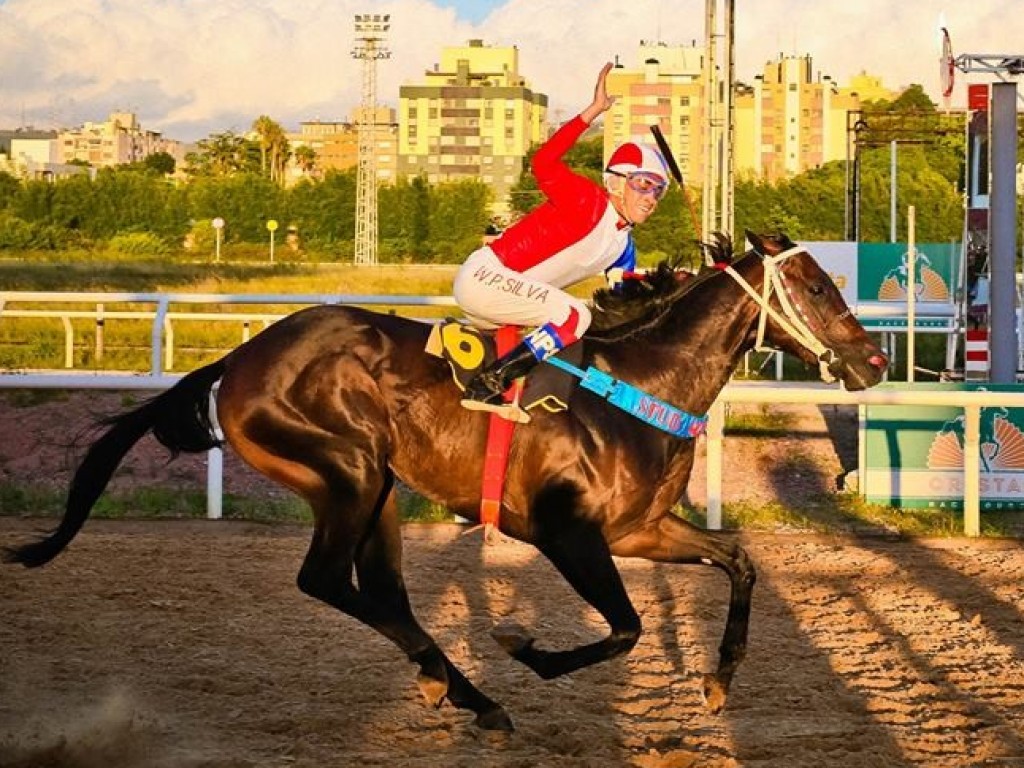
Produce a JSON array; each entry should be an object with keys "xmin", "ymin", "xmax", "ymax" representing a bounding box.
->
[{"xmin": 868, "ymin": 354, "xmax": 888, "ymax": 370}]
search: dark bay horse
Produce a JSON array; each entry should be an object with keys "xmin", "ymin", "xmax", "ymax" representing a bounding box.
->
[{"xmin": 6, "ymin": 231, "xmax": 887, "ymax": 731}]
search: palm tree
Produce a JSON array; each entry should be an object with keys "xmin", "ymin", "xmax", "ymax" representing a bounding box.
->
[
  {"xmin": 294, "ymin": 145, "xmax": 317, "ymax": 178},
  {"xmin": 252, "ymin": 115, "xmax": 280, "ymax": 178}
]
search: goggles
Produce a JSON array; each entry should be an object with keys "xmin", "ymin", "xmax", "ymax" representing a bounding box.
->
[{"xmin": 610, "ymin": 171, "xmax": 668, "ymax": 200}]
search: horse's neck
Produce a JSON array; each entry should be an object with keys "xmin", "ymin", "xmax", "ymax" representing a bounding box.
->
[{"xmin": 613, "ymin": 258, "xmax": 765, "ymax": 415}]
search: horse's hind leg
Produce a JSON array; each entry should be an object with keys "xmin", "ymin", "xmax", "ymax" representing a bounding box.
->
[
  {"xmin": 610, "ymin": 514, "xmax": 756, "ymax": 713},
  {"xmin": 298, "ymin": 469, "xmax": 512, "ymax": 731},
  {"xmin": 350, "ymin": 479, "xmax": 513, "ymax": 731}
]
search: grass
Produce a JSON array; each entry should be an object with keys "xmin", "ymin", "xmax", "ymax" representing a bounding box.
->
[
  {"xmin": 0, "ymin": 481, "xmax": 456, "ymax": 524},
  {"xmin": 724, "ymin": 403, "xmax": 797, "ymax": 436},
  {"xmin": 5, "ymin": 477, "xmax": 1020, "ymax": 537}
]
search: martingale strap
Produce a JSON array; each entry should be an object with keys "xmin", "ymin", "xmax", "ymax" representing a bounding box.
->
[{"xmin": 543, "ymin": 357, "xmax": 707, "ymax": 438}]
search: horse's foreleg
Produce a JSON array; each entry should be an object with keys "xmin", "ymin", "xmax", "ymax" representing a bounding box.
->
[
  {"xmin": 492, "ymin": 521, "xmax": 642, "ymax": 679},
  {"xmin": 611, "ymin": 514, "xmax": 756, "ymax": 713}
]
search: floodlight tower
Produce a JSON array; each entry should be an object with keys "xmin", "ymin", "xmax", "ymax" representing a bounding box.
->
[{"xmin": 352, "ymin": 13, "xmax": 391, "ymax": 266}]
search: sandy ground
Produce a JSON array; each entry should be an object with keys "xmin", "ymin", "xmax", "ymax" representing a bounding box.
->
[
  {"xmin": 2, "ymin": 393, "xmax": 1023, "ymax": 766},
  {"xmin": 1, "ymin": 520, "xmax": 1023, "ymax": 768}
]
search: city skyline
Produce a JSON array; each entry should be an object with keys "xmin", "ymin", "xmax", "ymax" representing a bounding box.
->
[{"xmin": 1, "ymin": 0, "xmax": 1022, "ymax": 143}]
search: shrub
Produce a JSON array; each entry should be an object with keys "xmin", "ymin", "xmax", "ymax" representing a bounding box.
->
[{"xmin": 106, "ymin": 232, "xmax": 170, "ymax": 257}]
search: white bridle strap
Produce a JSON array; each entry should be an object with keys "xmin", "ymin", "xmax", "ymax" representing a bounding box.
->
[{"xmin": 721, "ymin": 245, "xmax": 838, "ymax": 383}]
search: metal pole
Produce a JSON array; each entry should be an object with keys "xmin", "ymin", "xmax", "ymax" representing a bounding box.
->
[
  {"xmin": 705, "ymin": 399, "xmax": 725, "ymax": 530},
  {"xmin": 890, "ymin": 141, "xmax": 898, "ymax": 243},
  {"xmin": 989, "ymin": 82, "xmax": 1018, "ymax": 383},
  {"xmin": 907, "ymin": 206, "xmax": 916, "ymax": 382},
  {"xmin": 844, "ymin": 113, "xmax": 852, "ymax": 240},
  {"xmin": 964, "ymin": 404, "xmax": 981, "ymax": 536},
  {"xmin": 720, "ymin": 0, "xmax": 735, "ymax": 242},
  {"xmin": 702, "ymin": 0, "xmax": 718, "ymax": 245},
  {"xmin": 853, "ymin": 143, "xmax": 861, "ymax": 242}
]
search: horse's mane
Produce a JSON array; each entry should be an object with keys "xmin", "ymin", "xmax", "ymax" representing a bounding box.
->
[{"xmin": 587, "ymin": 232, "xmax": 739, "ymax": 342}]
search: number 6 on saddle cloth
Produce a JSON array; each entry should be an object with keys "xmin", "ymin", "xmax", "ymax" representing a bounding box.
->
[{"xmin": 426, "ymin": 319, "xmax": 581, "ymax": 414}]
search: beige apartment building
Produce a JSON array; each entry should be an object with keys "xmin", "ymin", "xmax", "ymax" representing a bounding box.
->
[
  {"xmin": 606, "ymin": 44, "xmax": 896, "ymax": 185},
  {"xmin": 735, "ymin": 55, "xmax": 897, "ymax": 182},
  {"xmin": 604, "ymin": 41, "xmax": 707, "ymax": 183},
  {"xmin": 58, "ymin": 111, "xmax": 185, "ymax": 168},
  {"xmin": 286, "ymin": 107, "xmax": 399, "ymax": 186},
  {"xmin": 398, "ymin": 39, "xmax": 548, "ymax": 213}
]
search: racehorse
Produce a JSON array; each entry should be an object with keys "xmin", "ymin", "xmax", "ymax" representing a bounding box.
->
[{"xmin": 6, "ymin": 231, "xmax": 887, "ymax": 732}]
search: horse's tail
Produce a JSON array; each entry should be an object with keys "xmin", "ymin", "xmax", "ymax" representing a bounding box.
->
[{"xmin": 4, "ymin": 358, "xmax": 227, "ymax": 568}]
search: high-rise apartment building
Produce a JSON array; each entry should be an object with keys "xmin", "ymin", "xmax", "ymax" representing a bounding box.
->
[
  {"xmin": 606, "ymin": 45, "xmax": 897, "ymax": 185},
  {"xmin": 603, "ymin": 41, "xmax": 707, "ymax": 183},
  {"xmin": 735, "ymin": 55, "xmax": 895, "ymax": 182},
  {"xmin": 398, "ymin": 39, "xmax": 547, "ymax": 213}
]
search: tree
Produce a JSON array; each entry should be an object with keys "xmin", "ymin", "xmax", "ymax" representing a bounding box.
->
[
  {"xmin": 0, "ymin": 171, "xmax": 20, "ymax": 210},
  {"xmin": 187, "ymin": 173, "xmax": 283, "ymax": 242},
  {"xmin": 293, "ymin": 145, "xmax": 317, "ymax": 176},
  {"xmin": 143, "ymin": 151, "xmax": 176, "ymax": 175},
  {"xmin": 251, "ymin": 115, "xmax": 290, "ymax": 185},
  {"xmin": 186, "ymin": 131, "xmax": 259, "ymax": 177}
]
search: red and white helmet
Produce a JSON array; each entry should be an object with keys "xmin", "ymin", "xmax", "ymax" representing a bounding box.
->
[{"xmin": 604, "ymin": 142, "xmax": 670, "ymax": 188}]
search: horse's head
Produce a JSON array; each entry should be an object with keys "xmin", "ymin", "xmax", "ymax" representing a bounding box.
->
[{"xmin": 733, "ymin": 230, "xmax": 888, "ymax": 391}]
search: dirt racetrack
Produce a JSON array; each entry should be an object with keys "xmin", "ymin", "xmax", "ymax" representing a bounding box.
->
[{"xmin": 1, "ymin": 519, "xmax": 1023, "ymax": 768}]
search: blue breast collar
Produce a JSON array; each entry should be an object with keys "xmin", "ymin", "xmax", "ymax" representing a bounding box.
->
[{"xmin": 543, "ymin": 356, "xmax": 707, "ymax": 439}]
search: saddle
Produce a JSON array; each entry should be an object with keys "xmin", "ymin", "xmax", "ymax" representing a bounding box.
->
[
  {"xmin": 425, "ymin": 319, "xmax": 584, "ymax": 414},
  {"xmin": 426, "ymin": 320, "xmax": 584, "ymax": 540}
]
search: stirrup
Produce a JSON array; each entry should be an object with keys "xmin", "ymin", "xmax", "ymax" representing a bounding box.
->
[{"xmin": 460, "ymin": 396, "xmax": 531, "ymax": 424}]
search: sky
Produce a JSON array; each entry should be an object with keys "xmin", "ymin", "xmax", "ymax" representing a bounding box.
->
[{"xmin": 1, "ymin": 0, "xmax": 1022, "ymax": 143}]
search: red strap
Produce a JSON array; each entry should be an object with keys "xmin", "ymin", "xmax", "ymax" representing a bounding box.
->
[{"xmin": 479, "ymin": 326, "xmax": 520, "ymax": 528}]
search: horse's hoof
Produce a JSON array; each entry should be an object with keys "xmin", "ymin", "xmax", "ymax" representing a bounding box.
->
[
  {"xmin": 701, "ymin": 673, "xmax": 728, "ymax": 714},
  {"xmin": 491, "ymin": 622, "xmax": 533, "ymax": 657},
  {"xmin": 416, "ymin": 671, "xmax": 449, "ymax": 708},
  {"xmin": 475, "ymin": 706, "xmax": 515, "ymax": 732}
]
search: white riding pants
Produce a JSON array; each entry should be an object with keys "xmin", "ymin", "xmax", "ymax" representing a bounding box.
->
[{"xmin": 452, "ymin": 247, "xmax": 593, "ymax": 335}]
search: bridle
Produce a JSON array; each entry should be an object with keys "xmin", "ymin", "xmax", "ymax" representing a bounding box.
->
[{"xmin": 714, "ymin": 245, "xmax": 844, "ymax": 383}]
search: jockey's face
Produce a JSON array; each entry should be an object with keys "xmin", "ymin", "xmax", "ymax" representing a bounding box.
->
[{"xmin": 609, "ymin": 172, "xmax": 664, "ymax": 226}]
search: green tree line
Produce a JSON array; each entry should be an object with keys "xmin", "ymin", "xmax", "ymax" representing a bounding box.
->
[{"xmin": 0, "ymin": 90, "xmax": 1005, "ymax": 266}]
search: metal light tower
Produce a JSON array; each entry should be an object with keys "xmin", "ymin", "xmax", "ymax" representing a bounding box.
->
[{"xmin": 352, "ymin": 13, "xmax": 391, "ymax": 266}]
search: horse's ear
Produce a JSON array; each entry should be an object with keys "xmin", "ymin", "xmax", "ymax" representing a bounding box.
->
[
  {"xmin": 744, "ymin": 229, "xmax": 765, "ymax": 255},
  {"xmin": 775, "ymin": 231, "xmax": 797, "ymax": 250}
]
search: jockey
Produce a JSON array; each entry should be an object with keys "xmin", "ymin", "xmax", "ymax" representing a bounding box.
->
[{"xmin": 453, "ymin": 61, "xmax": 670, "ymax": 417}]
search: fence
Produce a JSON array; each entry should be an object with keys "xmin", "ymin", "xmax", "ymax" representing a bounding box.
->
[
  {"xmin": 1, "ymin": 292, "xmax": 1006, "ymax": 536},
  {"xmin": 2, "ymin": 373, "xmax": 1020, "ymax": 537},
  {"xmin": 0, "ymin": 292, "xmax": 459, "ymax": 373}
]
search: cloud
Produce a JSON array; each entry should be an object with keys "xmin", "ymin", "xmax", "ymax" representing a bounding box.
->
[{"xmin": 0, "ymin": 0, "xmax": 1021, "ymax": 142}]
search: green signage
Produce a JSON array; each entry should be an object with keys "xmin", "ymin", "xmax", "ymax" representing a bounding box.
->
[
  {"xmin": 857, "ymin": 242, "xmax": 959, "ymax": 304},
  {"xmin": 862, "ymin": 383, "xmax": 1024, "ymax": 510}
]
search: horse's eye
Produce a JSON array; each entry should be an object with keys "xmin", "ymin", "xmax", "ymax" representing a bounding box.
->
[{"xmin": 809, "ymin": 284, "xmax": 825, "ymax": 297}]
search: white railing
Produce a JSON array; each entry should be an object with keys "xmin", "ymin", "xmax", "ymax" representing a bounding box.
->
[
  {"xmin": 4, "ymin": 292, "xmax": 1000, "ymax": 535},
  {"xmin": 706, "ymin": 382, "xmax": 1024, "ymax": 537},
  {"xmin": 0, "ymin": 292, "xmax": 458, "ymax": 373},
  {"xmin": 0, "ymin": 373, "xmax": 1018, "ymax": 537}
]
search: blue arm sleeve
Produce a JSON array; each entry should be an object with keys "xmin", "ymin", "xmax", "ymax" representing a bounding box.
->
[{"xmin": 607, "ymin": 235, "xmax": 636, "ymax": 273}]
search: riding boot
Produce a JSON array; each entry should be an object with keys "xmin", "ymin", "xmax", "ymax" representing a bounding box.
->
[{"xmin": 460, "ymin": 341, "xmax": 539, "ymax": 421}]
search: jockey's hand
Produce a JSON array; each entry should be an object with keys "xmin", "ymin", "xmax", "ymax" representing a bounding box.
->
[{"xmin": 581, "ymin": 62, "xmax": 616, "ymax": 124}]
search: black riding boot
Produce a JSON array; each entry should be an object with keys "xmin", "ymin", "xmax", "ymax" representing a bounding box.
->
[{"xmin": 460, "ymin": 341, "xmax": 539, "ymax": 420}]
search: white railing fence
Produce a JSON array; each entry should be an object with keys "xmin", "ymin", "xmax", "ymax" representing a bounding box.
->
[
  {"xmin": 0, "ymin": 292, "xmax": 458, "ymax": 373},
  {"xmin": 0, "ymin": 374, "xmax": 1017, "ymax": 537},
  {"xmin": 2, "ymin": 292, "xmax": 1004, "ymax": 536}
]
